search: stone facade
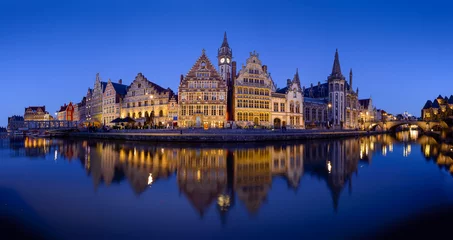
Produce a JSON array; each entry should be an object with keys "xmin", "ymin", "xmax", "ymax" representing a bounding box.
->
[
  {"xmin": 303, "ymin": 50, "xmax": 360, "ymax": 129},
  {"xmin": 233, "ymin": 51, "xmax": 273, "ymax": 128},
  {"xmin": 178, "ymin": 50, "xmax": 228, "ymax": 128},
  {"xmin": 121, "ymin": 73, "xmax": 176, "ymax": 128},
  {"xmin": 24, "ymin": 106, "xmax": 50, "ymax": 121},
  {"xmin": 359, "ymin": 98, "xmax": 376, "ymax": 124},
  {"xmin": 102, "ymin": 79, "xmax": 127, "ymax": 126},
  {"xmin": 422, "ymin": 95, "xmax": 453, "ymax": 121},
  {"xmin": 271, "ymin": 69, "xmax": 304, "ymax": 129}
]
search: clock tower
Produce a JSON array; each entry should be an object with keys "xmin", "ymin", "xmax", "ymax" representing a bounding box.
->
[{"xmin": 218, "ymin": 32, "xmax": 233, "ymax": 86}]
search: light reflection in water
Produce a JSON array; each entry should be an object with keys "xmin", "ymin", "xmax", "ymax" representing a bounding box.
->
[{"xmin": 6, "ymin": 133, "xmax": 453, "ymax": 215}]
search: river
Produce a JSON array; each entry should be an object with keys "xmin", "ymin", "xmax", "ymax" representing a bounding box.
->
[{"xmin": 1, "ymin": 131, "xmax": 453, "ymax": 239}]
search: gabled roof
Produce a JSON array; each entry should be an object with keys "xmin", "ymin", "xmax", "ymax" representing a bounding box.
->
[
  {"xmin": 58, "ymin": 105, "xmax": 67, "ymax": 112},
  {"xmin": 423, "ymin": 100, "xmax": 432, "ymax": 109},
  {"xmin": 449, "ymin": 95, "xmax": 453, "ymax": 104},
  {"xmin": 437, "ymin": 94, "xmax": 443, "ymax": 99},
  {"xmin": 276, "ymin": 87, "xmax": 288, "ymax": 94},
  {"xmin": 304, "ymin": 82, "xmax": 329, "ymax": 98},
  {"xmin": 25, "ymin": 106, "xmax": 46, "ymax": 112},
  {"xmin": 432, "ymin": 99, "xmax": 440, "ymax": 108},
  {"xmin": 111, "ymin": 82, "xmax": 128, "ymax": 96},
  {"xmin": 184, "ymin": 50, "xmax": 222, "ymax": 80},
  {"xmin": 359, "ymin": 99, "xmax": 371, "ymax": 109}
]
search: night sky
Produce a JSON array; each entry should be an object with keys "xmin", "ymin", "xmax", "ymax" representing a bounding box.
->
[{"xmin": 1, "ymin": 0, "xmax": 452, "ymax": 126}]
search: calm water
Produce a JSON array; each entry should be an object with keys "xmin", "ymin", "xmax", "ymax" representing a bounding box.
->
[{"xmin": 1, "ymin": 131, "xmax": 453, "ymax": 239}]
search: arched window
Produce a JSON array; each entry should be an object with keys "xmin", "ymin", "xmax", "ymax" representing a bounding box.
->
[
  {"xmin": 259, "ymin": 90, "xmax": 264, "ymax": 95},
  {"xmin": 132, "ymin": 112, "xmax": 136, "ymax": 119},
  {"xmin": 145, "ymin": 111, "xmax": 149, "ymax": 118},
  {"xmin": 255, "ymin": 89, "xmax": 259, "ymax": 95},
  {"xmin": 244, "ymin": 88, "xmax": 248, "ymax": 94},
  {"xmin": 138, "ymin": 112, "xmax": 142, "ymax": 118},
  {"xmin": 237, "ymin": 112, "xmax": 243, "ymax": 121},
  {"xmin": 335, "ymin": 83, "xmax": 339, "ymax": 91},
  {"xmin": 238, "ymin": 87, "xmax": 243, "ymax": 94},
  {"xmin": 265, "ymin": 90, "xmax": 269, "ymax": 96},
  {"xmin": 290, "ymin": 101, "xmax": 295, "ymax": 113},
  {"xmin": 127, "ymin": 112, "xmax": 131, "ymax": 117},
  {"xmin": 295, "ymin": 102, "xmax": 300, "ymax": 113},
  {"xmin": 159, "ymin": 110, "xmax": 163, "ymax": 117},
  {"xmin": 249, "ymin": 113, "xmax": 253, "ymax": 121}
]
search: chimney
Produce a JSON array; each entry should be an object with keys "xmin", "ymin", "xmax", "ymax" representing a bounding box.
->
[
  {"xmin": 262, "ymin": 65, "xmax": 268, "ymax": 73},
  {"xmin": 180, "ymin": 74, "xmax": 184, "ymax": 83},
  {"xmin": 119, "ymin": 79, "xmax": 122, "ymax": 84},
  {"xmin": 232, "ymin": 61, "xmax": 237, "ymax": 82}
]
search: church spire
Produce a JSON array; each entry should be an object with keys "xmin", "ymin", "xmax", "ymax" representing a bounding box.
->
[
  {"xmin": 221, "ymin": 31, "xmax": 229, "ymax": 48},
  {"xmin": 293, "ymin": 68, "xmax": 301, "ymax": 88},
  {"xmin": 329, "ymin": 49, "xmax": 344, "ymax": 80},
  {"xmin": 349, "ymin": 68, "xmax": 353, "ymax": 89}
]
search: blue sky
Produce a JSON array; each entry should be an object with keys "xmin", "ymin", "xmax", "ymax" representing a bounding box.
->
[{"xmin": 1, "ymin": 0, "xmax": 452, "ymax": 126}]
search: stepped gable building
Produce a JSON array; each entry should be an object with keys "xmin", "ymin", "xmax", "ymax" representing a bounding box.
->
[
  {"xmin": 422, "ymin": 94, "xmax": 453, "ymax": 121},
  {"xmin": 122, "ymin": 73, "xmax": 176, "ymax": 127},
  {"xmin": 303, "ymin": 49, "xmax": 359, "ymax": 129},
  {"xmin": 272, "ymin": 68, "xmax": 304, "ymax": 129},
  {"xmin": 102, "ymin": 79, "xmax": 128, "ymax": 126},
  {"xmin": 84, "ymin": 73, "xmax": 107, "ymax": 125},
  {"xmin": 24, "ymin": 106, "xmax": 50, "ymax": 121},
  {"xmin": 178, "ymin": 49, "xmax": 228, "ymax": 128},
  {"xmin": 233, "ymin": 51, "xmax": 274, "ymax": 128}
]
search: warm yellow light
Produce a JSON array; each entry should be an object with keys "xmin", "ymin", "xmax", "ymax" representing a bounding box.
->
[
  {"xmin": 148, "ymin": 173, "xmax": 153, "ymax": 186},
  {"xmin": 327, "ymin": 161, "xmax": 332, "ymax": 173}
]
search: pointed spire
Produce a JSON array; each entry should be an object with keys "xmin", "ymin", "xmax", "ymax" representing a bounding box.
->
[
  {"xmin": 329, "ymin": 49, "xmax": 344, "ymax": 80},
  {"xmin": 202, "ymin": 48, "xmax": 206, "ymax": 55},
  {"xmin": 349, "ymin": 68, "xmax": 353, "ymax": 89},
  {"xmin": 221, "ymin": 31, "xmax": 229, "ymax": 48},
  {"xmin": 293, "ymin": 68, "xmax": 301, "ymax": 89}
]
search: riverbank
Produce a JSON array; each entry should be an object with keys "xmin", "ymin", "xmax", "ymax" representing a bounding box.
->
[{"xmin": 68, "ymin": 129, "xmax": 386, "ymax": 142}]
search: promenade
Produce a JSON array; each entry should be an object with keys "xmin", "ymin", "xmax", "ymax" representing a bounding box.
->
[{"xmin": 69, "ymin": 129, "xmax": 383, "ymax": 142}]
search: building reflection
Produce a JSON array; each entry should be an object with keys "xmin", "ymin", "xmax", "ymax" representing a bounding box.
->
[
  {"xmin": 8, "ymin": 133, "xmax": 435, "ymax": 217},
  {"xmin": 419, "ymin": 135, "xmax": 453, "ymax": 174}
]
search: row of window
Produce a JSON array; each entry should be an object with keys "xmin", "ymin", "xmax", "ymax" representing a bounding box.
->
[
  {"xmin": 289, "ymin": 116, "xmax": 301, "ymax": 126},
  {"xmin": 126, "ymin": 100, "xmax": 165, "ymax": 108},
  {"xmin": 103, "ymin": 106, "xmax": 119, "ymax": 114},
  {"xmin": 242, "ymin": 78, "xmax": 265, "ymax": 85},
  {"xmin": 188, "ymin": 81, "xmax": 218, "ymax": 89},
  {"xmin": 237, "ymin": 87, "xmax": 270, "ymax": 96},
  {"xmin": 237, "ymin": 112, "xmax": 270, "ymax": 122},
  {"xmin": 237, "ymin": 100, "xmax": 270, "ymax": 109},
  {"xmin": 180, "ymin": 92, "xmax": 225, "ymax": 101},
  {"xmin": 127, "ymin": 110, "xmax": 164, "ymax": 119},
  {"xmin": 180, "ymin": 105, "xmax": 224, "ymax": 116},
  {"xmin": 305, "ymin": 108, "xmax": 327, "ymax": 122},
  {"xmin": 248, "ymin": 69, "xmax": 260, "ymax": 74},
  {"xmin": 103, "ymin": 97, "xmax": 116, "ymax": 105}
]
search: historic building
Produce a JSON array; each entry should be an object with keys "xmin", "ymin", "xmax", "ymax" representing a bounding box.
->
[
  {"xmin": 56, "ymin": 102, "xmax": 75, "ymax": 121},
  {"xmin": 102, "ymin": 79, "xmax": 127, "ymax": 126},
  {"xmin": 121, "ymin": 73, "xmax": 176, "ymax": 127},
  {"xmin": 76, "ymin": 97, "xmax": 86, "ymax": 123},
  {"xmin": 90, "ymin": 73, "xmax": 107, "ymax": 124},
  {"xmin": 422, "ymin": 95, "xmax": 453, "ymax": 121},
  {"xmin": 358, "ymin": 98, "xmax": 376, "ymax": 124},
  {"xmin": 233, "ymin": 51, "xmax": 273, "ymax": 127},
  {"xmin": 303, "ymin": 50, "xmax": 359, "ymax": 129},
  {"xmin": 178, "ymin": 49, "xmax": 228, "ymax": 128},
  {"xmin": 272, "ymin": 69, "xmax": 304, "ymax": 129},
  {"xmin": 24, "ymin": 106, "xmax": 51, "ymax": 121}
]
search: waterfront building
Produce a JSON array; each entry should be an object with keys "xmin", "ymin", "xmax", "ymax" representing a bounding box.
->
[
  {"xmin": 102, "ymin": 79, "xmax": 127, "ymax": 126},
  {"xmin": 421, "ymin": 94, "xmax": 453, "ymax": 121},
  {"xmin": 76, "ymin": 97, "xmax": 86, "ymax": 123},
  {"xmin": 233, "ymin": 51, "xmax": 274, "ymax": 128},
  {"xmin": 271, "ymin": 69, "xmax": 304, "ymax": 129},
  {"xmin": 122, "ymin": 73, "xmax": 176, "ymax": 128},
  {"xmin": 178, "ymin": 49, "xmax": 228, "ymax": 128},
  {"xmin": 85, "ymin": 88, "xmax": 93, "ymax": 123},
  {"xmin": 303, "ymin": 50, "xmax": 359, "ymax": 129},
  {"xmin": 24, "ymin": 106, "xmax": 51, "ymax": 121},
  {"xmin": 57, "ymin": 102, "xmax": 75, "ymax": 121},
  {"xmin": 90, "ymin": 73, "xmax": 107, "ymax": 124},
  {"xmin": 359, "ymin": 98, "xmax": 376, "ymax": 124}
]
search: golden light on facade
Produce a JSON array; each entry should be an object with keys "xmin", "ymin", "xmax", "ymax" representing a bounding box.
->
[
  {"xmin": 54, "ymin": 149, "xmax": 58, "ymax": 161},
  {"xmin": 424, "ymin": 145, "xmax": 431, "ymax": 157}
]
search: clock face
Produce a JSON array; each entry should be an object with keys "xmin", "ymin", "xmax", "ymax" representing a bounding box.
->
[
  {"xmin": 226, "ymin": 58, "xmax": 230, "ymax": 63},
  {"xmin": 220, "ymin": 58, "xmax": 225, "ymax": 63}
]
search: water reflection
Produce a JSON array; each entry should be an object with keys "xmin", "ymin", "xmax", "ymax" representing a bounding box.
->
[{"xmin": 5, "ymin": 132, "xmax": 453, "ymax": 216}]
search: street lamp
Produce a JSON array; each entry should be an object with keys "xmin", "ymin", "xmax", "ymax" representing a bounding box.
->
[{"xmin": 327, "ymin": 103, "xmax": 332, "ymax": 129}]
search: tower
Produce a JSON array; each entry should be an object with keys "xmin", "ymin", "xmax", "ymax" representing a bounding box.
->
[
  {"xmin": 218, "ymin": 32, "xmax": 233, "ymax": 85},
  {"xmin": 328, "ymin": 49, "xmax": 346, "ymax": 127},
  {"xmin": 349, "ymin": 68, "xmax": 353, "ymax": 90}
]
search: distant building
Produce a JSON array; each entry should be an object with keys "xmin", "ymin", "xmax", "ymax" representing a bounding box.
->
[
  {"xmin": 178, "ymin": 50, "xmax": 228, "ymax": 128},
  {"xmin": 359, "ymin": 98, "xmax": 376, "ymax": 123},
  {"xmin": 56, "ymin": 102, "xmax": 76, "ymax": 121},
  {"xmin": 103, "ymin": 79, "xmax": 127, "ymax": 126},
  {"xmin": 422, "ymin": 94, "xmax": 453, "ymax": 121},
  {"xmin": 7, "ymin": 115, "xmax": 24, "ymax": 131},
  {"xmin": 0, "ymin": 127, "xmax": 6, "ymax": 132},
  {"xmin": 24, "ymin": 106, "xmax": 50, "ymax": 121}
]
